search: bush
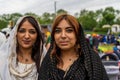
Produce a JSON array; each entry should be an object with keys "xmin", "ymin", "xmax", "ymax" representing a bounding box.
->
[
  {"xmin": 93, "ymin": 27, "xmax": 109, "ymax": 32},
  {"xmin": 0, "ymin": 20, "xmax": 8, "ymax": 30}
]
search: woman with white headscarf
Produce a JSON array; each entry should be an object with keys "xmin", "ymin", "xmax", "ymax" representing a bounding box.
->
[{"xmin": 0, "ymin": 16, "xmax": 46, "ymax": 80}]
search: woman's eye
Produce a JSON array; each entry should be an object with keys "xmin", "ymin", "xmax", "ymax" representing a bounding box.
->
[
  {"xmin": 18, "ymin": 29, "xmax": 36, "ymax": 34},
  {"xmin": 66, "ymin": 29, "xmax": 74, "ymax": 33},
  {"xmin": 55, "ymin": 29, "xmax": 61, "ymax": 33},
  {"xmin": 18, "ymin": 29, "xmax": 25, "ymax": 33},
  {"xmin": 29, "ymin": 30, "xmax": 36, "ymax": 34}
]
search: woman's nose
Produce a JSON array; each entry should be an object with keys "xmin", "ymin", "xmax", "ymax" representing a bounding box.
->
[
  {"xmin": 24, "ymin": 32, "xmax": 30, "ymax": 38},
  {"xmin": 61, "ymin": 31, "xmax": 66, "ymax": 38}
]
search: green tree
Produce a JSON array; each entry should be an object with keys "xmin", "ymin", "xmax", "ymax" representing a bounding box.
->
[
  {"xmin": 11, "ymin": 13, "xmax": 23, "ymax": 25},
  {"xmin": 57, "ymin": 9, "xmax": 67, "ymax": 15},
  {"xmin": 114, "ymin": 9, "xmax": 120, "ymax": 24},
  {"xmin": 78, "ymin": 10, "xmax": 97, "ymax": 30},
  {"xmin": 116, "ymin": 18, "xmax": 120, "ymax": 24},
  {"xmin": 1, "ymin": 14, "xmax": 12, "ymax": 21},
  {"xmin": 102, "ymin": 7, "xmax": 115, "ymax": 25},
  {"xmin": 41, "ymin": 12, "xmax": 52, "ymax": 24},
  {"xmin": 79, "ymin": 15, "xmax": 97, "ymax": 30},
  {"xmin": 24, "ymin": 12, "xmax": 39, "ymax": 19},
  {"xmin": 0, "ymin": 20, "xmax": 8, "ymax": 30}
]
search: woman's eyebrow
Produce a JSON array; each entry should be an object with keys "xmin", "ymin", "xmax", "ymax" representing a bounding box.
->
[{"xmin": 66, "ymin": 27, "xmax": 73, "ymax": 29}]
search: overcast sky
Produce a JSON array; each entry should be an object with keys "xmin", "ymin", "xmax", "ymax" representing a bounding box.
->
[{"xmin": 0, "ymin": 0, "xmax": 119, "ymax": 15}]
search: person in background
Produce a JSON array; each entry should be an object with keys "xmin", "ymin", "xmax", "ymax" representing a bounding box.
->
[
  {"xmin": 45, "ymin": 34, "xmax": 51, "ymax": 50},
  {"xmin": 113, "ymin": 41, "xmax": 120, "ymax": 59},
  {"xmin": 41, "ymin": 25, "xmax": 51, "ymax": 50},
  {"xmin": 89, "ymin": 36, "xmax": 93, "ymax": 48},
  {"xmin": 38, "ymin": 14, "xmax": 108, "ymax": 80},
  {"xmin": 0, "ymin": 16, "xmax": 46, "ymax": 80},
  {"xmin": 92, "ymin": 33, "xmax": 99, "ymax": 53}
]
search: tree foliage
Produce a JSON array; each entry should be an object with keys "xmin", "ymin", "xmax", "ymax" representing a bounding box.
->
[
  {"xmin": 57, "ymin": 9, "xmax": 67, "ymax": 15},
  {"xmin": 102, "ymin": 7, "xmax": 115, "ymax": 25},
  {"xmin": 78, "ymin": 10, "xmax": 97, "ymax": 30},
  {"xmin": 0, "ymin": 7, "xmax": 119, "ymax": 31},
  {"xmin": 0, "ymin": 20, "xmax": 8, "ymax": 30}
]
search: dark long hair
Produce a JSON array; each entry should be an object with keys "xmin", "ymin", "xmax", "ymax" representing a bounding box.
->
[{"xmin": 17, "ymin": 16, "xmax": 44, "ymax": 72}]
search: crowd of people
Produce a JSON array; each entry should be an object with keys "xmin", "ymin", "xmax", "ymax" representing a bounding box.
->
[
  {"xmin": 86, "ymin": 33, "xmax": 120, "ymax": 54},
  {"xmin": 0, "ymin": 14, "xmax": 109, "ymax": 80}
]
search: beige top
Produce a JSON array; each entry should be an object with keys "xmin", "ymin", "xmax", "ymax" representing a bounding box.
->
[{"xmin": 10, "ymin": 62, "xmax": 38, "ymax": 80}]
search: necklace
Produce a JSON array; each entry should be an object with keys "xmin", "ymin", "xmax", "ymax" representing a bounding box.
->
[
  {"xmin": 69, "ymin": 58, "xmax": 72, "ymax": 61},
  {"xmin": 25, "ymin": 58, "xmax": 29, "ymax": 62},
  {"xmin": 68, "ymin": 54, "xmax": 79, "ymax": 62},
  {"xmin": 18, "ymin": 54, "xmax": 30, "ymax": 63},
  {"xmin": 63, "ymin": 60, "xmax": 74, "ymax": 78},
  {"xmin": 63, "ymin": 55, "xmax": 79, "ymax": 78}
]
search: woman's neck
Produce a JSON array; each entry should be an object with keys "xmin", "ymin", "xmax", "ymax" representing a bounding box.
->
[
  {"xmin": 17, "ymin": 47, "xmax": 33, "ymax": 64},
  {"xmin": 60, "ymin": 49, "xmax": 77, "ymax": 58},
  {"xmin": 18, "ymin": 47, "xmax": 32, "ymax": 56},
  {"xmin": 57, "ymin": 49, "xmax": 79, "ymax": 71}
]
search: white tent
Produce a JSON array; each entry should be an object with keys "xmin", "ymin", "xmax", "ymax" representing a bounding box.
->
[
  {"xmin": 0, "ymin": 32, "xmax": 6, "ymax": 47},
  {"xmin": 1, "ymin": 27, "xmax": 11, "ymax": 36},
  {"xmin": 111, "ymin": 24, "xmax": 120, "ymax": 33}
]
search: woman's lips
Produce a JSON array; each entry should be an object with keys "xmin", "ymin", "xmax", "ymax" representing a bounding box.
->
[
  {"xmin": 23, "ymin": 40, "xmax": 31, "ymax": 44},
  {"xmin": 59, "ymin": 41, "xmax": 68, "ymax": 45}
]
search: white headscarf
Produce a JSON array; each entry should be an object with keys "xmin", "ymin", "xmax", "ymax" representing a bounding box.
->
[{"xmin": 0, "ymin": 16, "xmax": 46, "ymax": 80}]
